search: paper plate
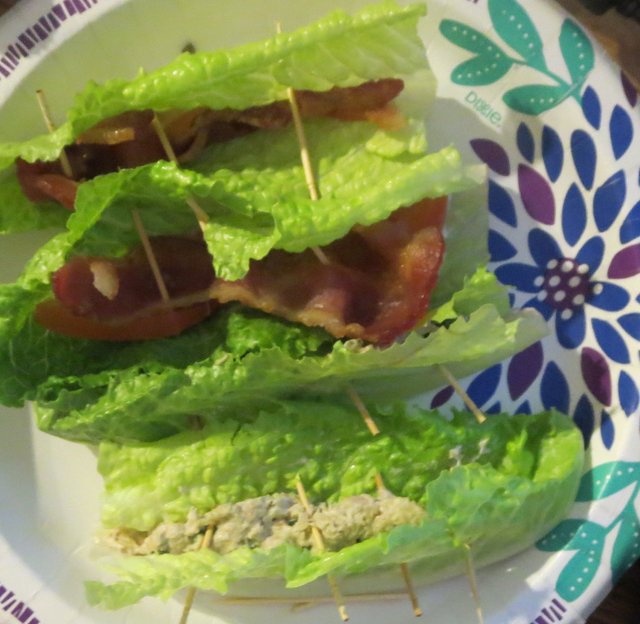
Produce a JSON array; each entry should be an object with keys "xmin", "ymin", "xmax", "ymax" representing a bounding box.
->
[{"xmin": 0, "ymin": 1, "xmax": 639, "ymax": 623}]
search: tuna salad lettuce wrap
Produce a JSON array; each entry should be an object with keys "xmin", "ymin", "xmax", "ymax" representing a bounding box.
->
[
  {"xmin": 86, "ymin": 400, "xmax": 584, "ymax": 608},
  {"xmin": 0, "ymin": 2, "xmax": 548, "ymax": 444}
]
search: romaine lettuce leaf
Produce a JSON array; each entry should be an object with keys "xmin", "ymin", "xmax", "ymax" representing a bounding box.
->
[
  {"xmin": 0, "ymin": 1, "xmax": 431, "ymax": 235},
  {"xmin": 97, "ymin": 402, "xmax": 547, "ymax": 531},
  {"xmin": 0, "ymin": 105, "xmax": 500, "ymax": 439},
  {"xmin": 0, "ymin": 1, "xmax": 428, "ymax": 169},
  {"xmin": 68, "ymin": 117, "xmax": 482, "ymax": 280},
  {"xmin": 28, "ymin": 269, "xmax": 546, "ymax": 444},
  {"xmin": 0, "ymin": 168, "xmax": 68, "ymax": 234},
  {"xmin": 85, "ymin": 406, "xmax": 584, "ymax": 608}
]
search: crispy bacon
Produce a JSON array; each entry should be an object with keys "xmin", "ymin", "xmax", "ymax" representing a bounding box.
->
[
  {"xmin": 51, "ymin": 236, "xmax": 216, "ymax": 321},
  {"xmin": 15, "ymin": 159, "xmax": 78, "ymax": 210},
  {"xmin": 18, "ymin": 79, "xmax": 405, "ymax": 209},
  {"xmin": 214, "ymin": 198, "xmax": 446, "ymax": 344},
  {"xmin": 36, "ymin": 197, "xmax": 446, "ymax": 344}
]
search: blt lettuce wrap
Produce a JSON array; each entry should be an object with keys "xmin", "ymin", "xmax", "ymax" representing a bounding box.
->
[
  {"xmin": 0, "ymin": 2, "xmax": 548, "ymax": 445},
  {"xmin": 0, "ymin": 1, "xmax": 436, "ymax": 232}
]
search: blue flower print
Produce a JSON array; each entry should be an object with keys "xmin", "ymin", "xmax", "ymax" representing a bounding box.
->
[{"xmin": 496, "ymin": 228, "xmax": 630, "ymax": 350}]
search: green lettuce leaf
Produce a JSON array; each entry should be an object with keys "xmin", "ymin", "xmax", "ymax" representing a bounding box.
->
[
  {"xmin": 27, "ymin": 269, "xmax": 546, "ymax": 444},
  {"xmin": 0, "ymin": 1, "xmax": 428, "ymax": 169},
  {"xmin": 86, "ymin": 405, "xmax": 584, "ymax": 608},
  {"xmin": 67, "ymin": 117, "xmax": 482, "ymax": 280},
  {"xmin": 0, "ymin": 102, "xmax": 499, "ymax": 439},
  {"xmin": 0, "ymin": 168, "xmax": 68, "ymax": 234},
  {"xmin": 98, "ymin": 402, "xmax": 548, "ymax": 530}
]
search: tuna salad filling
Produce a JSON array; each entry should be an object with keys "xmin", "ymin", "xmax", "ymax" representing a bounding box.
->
[{"xmin": 106, "ymin": 491, "xmax": 425, "ymax": 556}]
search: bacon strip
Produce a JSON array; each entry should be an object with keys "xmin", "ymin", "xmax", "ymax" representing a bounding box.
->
[
  {"xmin": 18, "ymin": 79, "xmax": 405, "ymax": 210},
  {"xmin": 37, "ymin": 197, "xmax": 446, "ymax": 345}
]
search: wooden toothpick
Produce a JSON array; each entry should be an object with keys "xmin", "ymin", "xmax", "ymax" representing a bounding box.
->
[
  {"xmin": 373, "ymin": 473, "xmax": 422, "ymax": 617},
  {"xmin": 296, "ymin": 477, "xmax": 349, "ymax": 621},
  {"xmin": 463, "ymin": 544, "xmax": 484, "ymax": 624},
  {"xmin": 150, "ymin": 114, "xmax": 210, "ymax": 228},
  {"xmin": 132, "ymin": 209, "xmax": 171, "ymax": 303},
  {"xmin": 276, "ymin": 22, "xmax": 330, "ymax": 267},
  {"xmin": 178, "ymin": 523, "xmax": 215, "ymax": 624},
  {"xmin": 437, "ymin": 365, "xmax": 487, "ymax": 424},
  {"xmin": 400, "ymin": 562, "xmax": 422, "ymax": 618},
  {"xmin": 35, "ymin": 89, "xmax": 74, "ymax": 179},
  {"xmin": 219, "ymin": 591, "xmax": 418, "ymax": 608},
  {"xmin": 274, "ymin": 33, "xmax": 422, "ymax": 615},
  {"xmin": 346, "ymin": 384, "xmax": 381, "ymax": 436}
]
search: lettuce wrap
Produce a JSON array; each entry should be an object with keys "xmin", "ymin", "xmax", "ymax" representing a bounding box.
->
[
  {"xmin": 86, "ymin": 401, "xmax": 584, "ymax": 608},
  {"xmin": 0, "ymin": 1, "xmax": 549, "ymax": 444},
  {"xmin": 0, "ymin": 1, "xmax": 431, "ymax": 233}
]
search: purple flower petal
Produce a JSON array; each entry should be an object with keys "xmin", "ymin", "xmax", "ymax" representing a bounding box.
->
[
  {"xmin": 589, "ymin": 282, "xmax": 630, "ymax": 312},
  {"xmin": 519, "ymin": 164, "xmax": 555, "ymax": 225},
  {"xmin": 556, "ymin": 308, "xmax": 586, "ymax": 349},
  {"xmin": 576, "ymin": 235, "xmax": 604, "ymax": 274},
  {"xmin": 592, "ymin": 319, "xmax": 631, "ymax": 364},
  {"xmin": 528, "ymin": 228, "xmax": 563, "ymax": 269},
  {"xmin": 581, "ymin": 347, "xmax": 612, "ymax": 406},
  {"xmin": 431, "ymin": 385, "xmax": 454, "ymax": 409},
  {"xmin": 507, "ymin": 341, "xmax": 543, "ymax": 400},
  {"xmin": 608, "ymin": 243, "xmax": 640, "ymax": 279},
  {"xmin": 470, "ymin": 139, "xmax": 511, "ymax": 176},
  {"xmin": 594, "ymin": 170, "xmax": 627, "ymax": 233},
  {"xmin": 495, "ymin": 262, "xmax": 543, "ymax": 292}
]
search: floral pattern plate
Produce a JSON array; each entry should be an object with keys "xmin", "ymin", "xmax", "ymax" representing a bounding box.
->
[{"xmin": 0, "ymin": 1, "xmax": 639, "ymax": 623}]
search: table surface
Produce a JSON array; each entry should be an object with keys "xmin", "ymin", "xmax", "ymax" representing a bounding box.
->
[{"xmin": 0, "ymin": 0, "xmax": 638, "ymax": 622}]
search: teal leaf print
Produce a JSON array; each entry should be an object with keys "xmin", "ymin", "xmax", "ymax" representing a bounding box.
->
[
  {"xmin": 440, "ymin": 20, "xmax": 503, "ymax": 56},
  {"xmin": 559, "ymin": 19, "xmax": 595, "ymax": 85},
  {"xmin": 488, "ymin": 0, "xmax": 546, "ymax": 70},
  {"xmin": 611, "ymin": 509, "xmax": 640, "ymax": 584},
  {"xmin": 503, "ymin": 84, "xmax": 570, "ymax": 115},
  {"xmin": 538, "ymin": 464, "xmax": 640, "ymax": 603},
  {"xmin": 576, "ymin": 462, "xmax": 640, "ymax": 501},
  {"xmin": 557, "ymin": 546, "xmax": 604, "ymax": 602},
  {"xmin": 451, "ymin": 54, "xmax": 513, "ymax": 86},
  {"xmin": 537, "ymin": 519, "xmax": 607, "ymax": 551}
]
